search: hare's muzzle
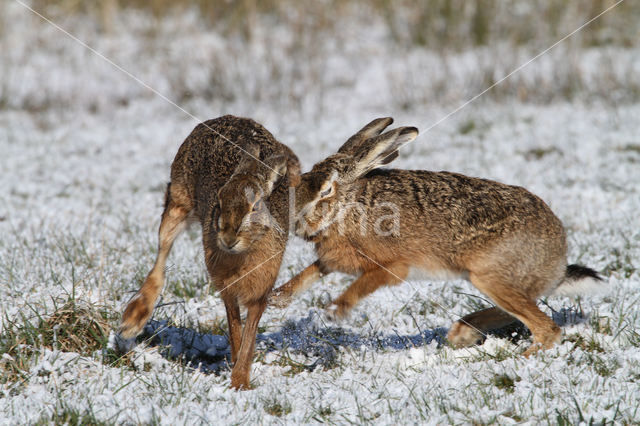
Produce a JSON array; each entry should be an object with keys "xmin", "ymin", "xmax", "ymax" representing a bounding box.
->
[
  {"xmin": 218, "ymin": 233, "xmax": 241, "ymax": 253},
  {"xmin": 294, "ymin": 215, "xmax": 311, "ymax": 238}
]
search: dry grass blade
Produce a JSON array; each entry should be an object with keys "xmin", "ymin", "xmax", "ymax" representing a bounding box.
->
[{"xmin": 41, "ymin": 301, "xmax": 116, "ymax": 355}]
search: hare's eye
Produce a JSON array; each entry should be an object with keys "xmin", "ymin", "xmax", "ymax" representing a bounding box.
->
[
  {"xmin": 319, "ymin": 186, "xmax": 333, "ymax": 198},
  {"xmin": 252, "ymin": 200, "xmax": 262, "ymax": 212}
]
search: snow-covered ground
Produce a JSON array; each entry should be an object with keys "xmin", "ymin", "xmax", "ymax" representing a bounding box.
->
[{"xmin": 1, "ymin": 2, "xmax": 639, "ymax": 424}]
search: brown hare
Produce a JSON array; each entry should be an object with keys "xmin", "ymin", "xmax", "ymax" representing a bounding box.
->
[
  {"xmin": 118, "ymin": 115, "xmax": 300, "ymax": 389},
  {"xmin": 271, "ymin": 117, "xmax": 602, "ymax": 356}
]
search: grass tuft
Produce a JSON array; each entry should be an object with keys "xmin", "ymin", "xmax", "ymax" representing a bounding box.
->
[
  {"xmin": 170, "ymin": 276, "xmax": 207, "ymax": 299},
  {"xmin": 41, "ymin": 301, "xmax": 116, "ymax": 354},
  {"xmin": 618, "ymin": 144, "xmax": 640, "ymax": 154},
  {"xmin": 468, "ymin": 344, "xmax": 519, "ymax": 363},
  {"xmin": 263, "ymin": 397, "xmax": 293, "ymax": 417},
  {"xmin": 458, "ymin": 119, "xmax": 476, "ymax": 135},
  {"xmin": 603, "ymin": 248, "xmax": 637, "ymax": 279},
  {"xmin": 196, "ymin": 317, "xmax": 228, "ymax": 336},
  {"xmin": 0, "ymin": 298, "xmax": 119, "ymax": 389},
  {"xmin": 269, "ymin": 352, "xmax": 313, "ymax": 377},
  {"xmin": 564, "ymin": 334, "xmax": 605, "ymax": 353},
  {"xmin": 491, "ymin": 373, "xmax": 520, "ymax": 393},
  {"xmin": 0, "ymin": 320, "xmax": 35, "ymax": 390},
  {"xmin": 523, "ymin": 147, "xmax": 562, "ymax": 160},
  {"xmin": 34, "ymin": 405, "xmax": 113, "ymax": 426}
]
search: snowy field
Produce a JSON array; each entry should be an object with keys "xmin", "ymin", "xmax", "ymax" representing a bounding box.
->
[{"xmin": 1, "ymin": 1, "xmax": 640, "ymax": 424}]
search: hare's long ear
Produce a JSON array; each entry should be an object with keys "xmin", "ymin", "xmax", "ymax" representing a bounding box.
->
[
  {"xmin": 338, "ymin": 117, "xmax": 394, "ymax": 156},
  {"xmin": 255, "ymin": 154, "xmax": 288, "ymax": 196},
  {"xmin": 349, "ymin": 126, "xmax": 418, "ymax": 179},
  {"xmin": 286, "ymin": 156, "xmax": 301, "ymax": 187},
  {"xmin": 231, "ymin": 143, "xmax": 261, "ymax": 177}
]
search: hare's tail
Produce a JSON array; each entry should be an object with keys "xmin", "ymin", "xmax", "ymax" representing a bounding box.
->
[{"xmin": 550, "ymin": 264, "xmax": 604, "ymax": 297}]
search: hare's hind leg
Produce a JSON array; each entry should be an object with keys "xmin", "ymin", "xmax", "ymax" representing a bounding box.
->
[
  {"xmin": 468, "ymin": 272, "xmax": 560, "ymax": 355},
  {"xmin": 330, "ymin": 263, "xmax": 409, "ymax": 319},
  {"xmin": 447, "ymin": 307, "xmax": 518, "ymax": 348},
  {"xmin": 119, "ymin": 184, "xmax": 191, "ymax": 340}
]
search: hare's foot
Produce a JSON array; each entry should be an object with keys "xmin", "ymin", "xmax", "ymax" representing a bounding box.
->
[
  {"xmin": 325, "ymin": 301, "xmax": 353, "ymax": 321},
  {"xmin": 522, "ymin": 343, "xmax": 543, "ymax": 358},
  {"xmin": 268, "ymin": 288, "xmax": 292, "ymax": 309},
  {"xmin": 115, "ymin": 295, "xmax": 150, "ymax": 355},
  {"xmin": 118, "ymin": 293, "xmax": 152, "ymax": 340},
  {"xmin": 230, "ymin": 368, "xmax": 252, "ymax": 390},
  {"xmin": 113, "ymin": 332, "xmax": 137, "ymax": 354},
  {"xmin": 522, "ymin": 328, "xmax": 561, "ymax": 357},
  {"xmin": 447, "ymin": 321, "xmax": 483, "ymax": 348}
]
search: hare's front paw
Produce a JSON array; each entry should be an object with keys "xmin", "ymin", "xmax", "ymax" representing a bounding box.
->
[
  {"xmin": 113, "ymin": 332, "xmax": 137, "ymax": 354},
  {"xmin": 119, "ymin": 294, "xmax": 151, "ymax": 340},
  {"xmin": 522, "ymin": 328, "xmax": 561, "ymax": 357},
  {"xmin": 269, "ymin": 289, "xmax": 292, "ymax": 309},
  {"xmin": 447, "ymin": 321, "xmax": 483, "ymax": 348},
  {"xmin": 325, "ymin": 301, "xmax": 353, "ymax": 321},
  {"xmin": 230, "ymin": 367, "xmax": 252, "ymax": 390}
]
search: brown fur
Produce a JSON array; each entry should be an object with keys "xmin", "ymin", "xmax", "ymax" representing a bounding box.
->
[
  {"xmin": 272, "ymin": 117, "xmax": 596, "ymax": 355},
  {"xmin": 119, "ymin": 115, "xmax": 300, "ymax": 389}
]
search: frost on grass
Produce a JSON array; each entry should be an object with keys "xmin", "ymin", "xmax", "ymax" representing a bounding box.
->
[{"xmin": 1, "ymin": 2, "xmax": 640, "ymax": 425}]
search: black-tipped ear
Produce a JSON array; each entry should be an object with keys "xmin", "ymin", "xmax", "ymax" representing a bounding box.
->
[
  {"xmin": 286, "ymin": 156, "xmax": 301, "ymax": 187},
  {"xmin": 338, "ymin": 117, "xmax": 394, "ymax": 155},
  {"xmin": 349, "ymin": 126, "xmax": 418, "ymax": 178},
  {"xmin": 259, "ymin": 154, "xmax": 288, "ymax": 196},
  {"xmin": 231, "ymin": 143, "xmax": 262, "ymax": 177},
  {"xmin": 242, "ymin": 142, "xmax": 260, "ymax": 160}
]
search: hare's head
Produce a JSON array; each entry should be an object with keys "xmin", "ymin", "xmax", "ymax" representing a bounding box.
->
[
  {"xmin": 216, "ymin": 145, "xmax": 289, "ymax": 253},
  {"xmin": 294, "ymin": 118, "xmax": 418, "ymax": 238}
]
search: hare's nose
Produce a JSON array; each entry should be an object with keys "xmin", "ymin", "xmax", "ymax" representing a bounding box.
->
[
  {"xmin": 294, "ymin": 219, "xmax": 307, "ymax": 237},
  {"xmin": 219, "ymin": 234, "xmax": 239, "ymax": 251}
]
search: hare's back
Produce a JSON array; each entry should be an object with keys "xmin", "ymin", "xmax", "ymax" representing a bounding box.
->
[
  {"xmin": 169, "ymin": 115, "xmax": 288, "ymax": 205},
  {"xmin": 361, "ymin": 169, "xmax": 562, "ymax": 236},
  {"xmin": 172, "ymin": 116, "xmax": 281, "ymax": 178}
]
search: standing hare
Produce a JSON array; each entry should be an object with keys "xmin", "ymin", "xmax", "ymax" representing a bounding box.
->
[
  {"xmin": 118, "ymin": 115, "xmax": 300, "ymax": 389},
  {"xmin": 272, "ymin": 117, "xmax": 602, "ymax": 355}
]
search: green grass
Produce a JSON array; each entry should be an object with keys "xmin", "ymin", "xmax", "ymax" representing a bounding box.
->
[
  {"xmin": 196, "ymin": 317, "xmax": 228, "ymax": 336},
  {"xmin": 523, "ymin": 147, "xmax": 562, "ymax": 160},
  {"xmin": 472, "ymin": 345, "xmax": 520, "ymax": 363},
  {"xmin": 603, "ymin": 248, "xmax": 637, "ymax": 279},
  {"xmin": 564, "ymin": 332, "xmax": 621, "ymax": 378},
  {"xmin": 41, "ymin": 301, "xmax": 116, "ymax": 354},
  {"xmin": 564, "ymin": 333, "xmax": 605, "ymax": 353},
  {"xmin": 263, "ymin": 396, "xmax": 293, "ymax": 417},
  {"xmin": 458, "ymin": 119, "xmax": 476, "ymax": 135},
  {"xmin": 266, "ymin": 351, "xmax": 314, "ymax": 377},
  {"xmin": 170, "ymin": 275, "xmax": 207, "ymax": 299},
  {"xmin": 35, "ymin": 405, "xmax": 115, "ymax": 426},
  {"xmin": 491, "ymin": 373, "xmax": 520, "ymax": 393},
  {"xmin": 0, "ymin": 292, "xmax": 122, "ymax": 390},
  {"xmin": 617, "ymin": 144, "xmax": 640, "ymax": 154}
]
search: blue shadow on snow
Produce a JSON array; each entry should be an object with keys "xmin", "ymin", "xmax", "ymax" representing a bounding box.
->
[{"xmin": 136, "ymin": 306, "xmax": 585, "ymax": 374}]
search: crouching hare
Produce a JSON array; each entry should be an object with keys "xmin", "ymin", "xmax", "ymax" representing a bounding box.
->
[
  {"xmin": 118, "ymin": 115, "xmax": 300, "ymax": 389},
  {"xmin": 272, "ymin": 117, "xmax": 602, "ymax": 356}
]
